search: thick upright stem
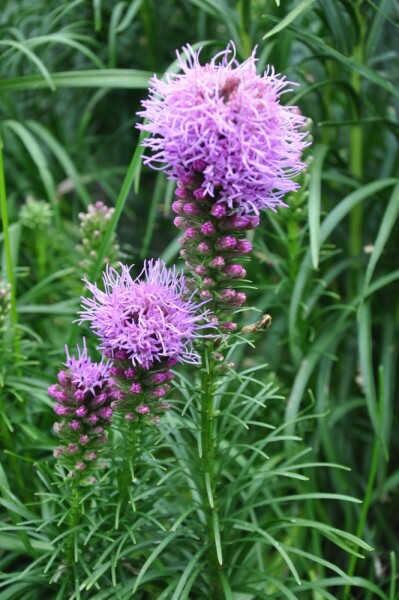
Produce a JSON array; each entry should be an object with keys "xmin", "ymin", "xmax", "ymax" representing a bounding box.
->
[
  {"xmin": 116, "ymin": 414, "xmax": 144, "ymax": 523},
  {"xmin": 200, "ymin": 343, "xmax": 223, "ymax": 598},
  {"xmin": 67, "ymin": 484, "xmax": 82, "ymax": 566}
]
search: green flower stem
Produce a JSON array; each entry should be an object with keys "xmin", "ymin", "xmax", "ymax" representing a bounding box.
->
[
  {"xmin": 199, "ymin": 343, "xmax": 223, "ymax": 598},
  {"xmin": 343, "ymin": 435, "xmax": 380, "ymax": 600},
  {"xmin": 349, "ymin": 2, "xmax": 365, "ymax": 265},
  {"xmin": 67, "ymin": 483, "xmax": 83, "ymax": 566},
  {"xmin": 0, "ymin": 130, "xmax": 17, "ymax": 330},
  {"xmin": 119, "ymin": 417, "xmax": 143, "ymax": 515}
]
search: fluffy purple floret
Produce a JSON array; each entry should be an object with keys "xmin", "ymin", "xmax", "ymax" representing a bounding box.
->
[
  {"xmin": 78, "ymin": 259, "xmax": 213, "ymax": 370},
  {"xmin": 137, "ymin": 42, "xmax": 309, "ymax": 214},
  {"xmin": 65, "ymin": 339, "xmax": 112, "ymax": 394}
]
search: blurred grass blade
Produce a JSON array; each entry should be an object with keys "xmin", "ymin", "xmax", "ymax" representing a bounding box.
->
[
  {"xmin": 132, "ymin": 532, "xmax": 177, "ymax": 593},
  {"xmin": 0, "ymin": 40, "xmax": 55, "ymax": 90},
  {"xmin": 357, "ymin": 302, "xmax": 381, "ymax": 438},
  {"xmin": 308, "ymin": 144, "xmax": 328, "ymax": 269},
  {"xmin": 263, "ymin": 0, "xmax": 316, "ymax": 40},
  {"xmin": 364, "ymin": 181, "xmax": 399, "ymax": 288},
  {"xmin": 2, "ymin": 120, "xmax": 59, "ymax": 225},
  {"xmin": 27, "ymin": 121, "xmax": 92, "ymax": 208},
  {"xmin": 0, "ymin": 131, "xmax": 18, "ymax": 327},
  {"xmin": 0, "ymin": 69, "xmax": 152, "ymax": 92},
  {"xmin": 26, "ymin": 33, "xmax": 105, "ymax": 69}
]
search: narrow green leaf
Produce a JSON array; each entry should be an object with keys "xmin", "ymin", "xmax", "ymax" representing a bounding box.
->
[
  {"xmin": 205, "ymin": 473, "xmax": 214, "ymax": 508},
  {"xmin": 357, "ymin": 302, "xmax": 381, "ymax": 437},
  {"xmin": 308, "ymin": 144, "xmax": 328, "ymax": 269},
  {"xmin": 27, "ymin": 121, "xmax": 92, "ymax": 208},
  {"xmin": 0, "ymin": 69, "xmax": 152, "ymax": 92},
  {"xmin": 263, "ymin": 0, "xmax": 316, "ymax": 40},
  {"xmin": 116, "ymin": 0, "xmax": 143, "ymax": 33},
  {"xmin": 364, "ymin": 182, "xmax": 399, "ymax": 287},
  {"xmin": 212, "ymin": 511, "xmax": 223, "ymax": 565},
  {"xmin": 132, "ymin": 532, "xmax": 177, "ymax": 593},
  {"xmin": 0, "ymin": 40, "xmax": 54, "ymax": 90},
  {"xmin": 2, "ymin": 120, "xmax": 59, "ymax": 224},
  {"xmin": 171, "ymin": 548, "xmax": 206, "ymax": 600}
]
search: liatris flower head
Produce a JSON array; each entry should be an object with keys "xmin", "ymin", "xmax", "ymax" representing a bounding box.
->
[
  {"xmin": 20, "ymin": 195, "xmax": 53, "ymax": 230},
  {"xmin": 77, "ymin": 201, "xmax": 120, "ymax": 275},
  {"xmin": 78, "ymin": 259, "xmax": 214, "ymax": 370},
  {"xmin": 49, "ymin": 340, "xmax": 116, "ymax": 482},
  {"xmin": 137, "ymin": 42, "xmax": 308, "ymax": 215}
]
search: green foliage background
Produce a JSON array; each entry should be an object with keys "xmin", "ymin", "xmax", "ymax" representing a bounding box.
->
[{"xmin": 0, "ymin": 0, "xmax": 398, "ymax": 598}]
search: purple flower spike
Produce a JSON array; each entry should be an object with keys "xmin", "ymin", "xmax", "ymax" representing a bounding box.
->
[
  {"xmin": 79, "ymin": 259, "xmax": 215, "ymax": 370},
  {"xmin": 137, "ymin": 42, "xmax": 308, "ymax": 214},
  {"xmin": 50, "ymin": 340, "xmax": 116, "ymax": 481}
]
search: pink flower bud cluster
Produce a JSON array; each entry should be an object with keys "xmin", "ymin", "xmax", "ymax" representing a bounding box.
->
[
  {"xmin": 172, "ymin": 178, "xmax": 258, "ymax": 322},
  {"xmin": 49, "ymin": 341, "xmax": 118, "ymax": 481},
  {"xmin": 107, "ymin": 356, "xmax": 176, "ymax": 425}
]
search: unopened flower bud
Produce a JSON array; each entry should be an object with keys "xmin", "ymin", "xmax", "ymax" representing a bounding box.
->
[
  {"xmin": 194, "ymin": 265, "xmax": 207, "ymax": 276},
  {"xmin": 200, "ymin": 221, "xmax": 216, "ymax": 236},
  {"xmin": 76, "ymin": 406, "xmax": 88, "ymax": 417},
  {"xmin": 221, "ymin": 322, "xmax": 238, "ymax": 332},
  {"xmin": 220, "ymin": 214, "xmax": 260, "ymax": 231},
  {"xmin": 235, "ymin": 239, "xmax": 253, "ymax": 254},
  {"xmin": 57, "ymin": 371, "xmax": 69, "ymax": 386},
  {"xmin": 183, "ymin": 202, "xmax": 203, "ymax": 217},
  {"xmin": 137, "ymin": 404, "xmax": 150, "ymax": 415},
  {"xmin": 197, "ymin": 242, "xmax": 211, "ymax": 254},
  {"xmin": 210, "ymin": 256, "xmax": 225, "ymax": 269},
  {"xmin": 86, "ymin": 452, "xmax": 97, "ymax": 461},
  {"xmin": 152, "ymin": 387, "xmax": 167, "ymax": 398},
  {"xmin": 216, "ymin": 236, "xmax": 237, "ymax": 250},
  {"xmin": 174, "ymin": 217, "xmax": 188, "ymax": 230},
  {"xmin": 224, "ymin": 264, "xmax": 246, "ymax": 279},
  {"xmin": 210, "ymin": 204, "xmax": 227, "ymax": 218},
  {"xmin": 129, "ymin": 383, "xmax": 142, "ymax": 394},
  {"xmin": 234, "ymin": 292, "xmax": 247, "ymax": 306},
  {"xmin": 98, "ymin": 407, "xmax": 113, "ymax": 419},
  {"xmin": 203, "ymin": 277, "xmax": 215, "ymax": 287},
  {"xmin": 124, "ymin": 367, "xmax": 137, "ymax": 379},
  {"xmin": 200, "ymin": 290, "xmax": 212, "ymax": 300},
  {"xmin": 175, "ymin": 187, "xmax": 188, "ymax": 200},
  {"xmin": 185, "ymin": 227, "xmax": 199, "ymax": 240},
  {"xmin": 172, "ymin": 201, "xmax": 185, "ymax": 214}
]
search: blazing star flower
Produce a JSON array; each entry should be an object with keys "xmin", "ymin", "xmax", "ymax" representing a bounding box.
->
[
  {"xmin": 137, "ymin": 42, "xmax": 308, "ymax": 214},
  {"xmin": 78, "ymin": 259, "xmax": 213, "ymax": 370},
  {"xmin": 49, "ymin": 340, "xmax": 117, "ymax": 480}
]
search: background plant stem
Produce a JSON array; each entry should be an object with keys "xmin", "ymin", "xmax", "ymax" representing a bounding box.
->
[{"xmin": 200, "ymin": 343, "xmax": 223, "ymax": 598}]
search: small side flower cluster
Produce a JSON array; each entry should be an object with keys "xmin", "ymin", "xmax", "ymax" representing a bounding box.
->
[
  {"xmin": 49, "ymin": 341, "xmax": 118, "ymax": 481},
  {"xmin": 20, "ymin": 195, "xmax": 53, "ymax": 230},
  {"xmin": 77, "ymin": 201, "xmax": 119, "ymax": 275},
  {"xmin": 78, "ymin": 259, "xmax": 214, "ymax": 422}
]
